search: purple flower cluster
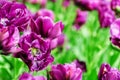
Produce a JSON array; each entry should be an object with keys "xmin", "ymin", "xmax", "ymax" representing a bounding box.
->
[
  {"xmin": 1, "ymin": 0, "xmax": 120, "ymax": 80},
  {"xmin": 98, "ymin": 63, "xmax": 120, "ymax": 80},
  {"xmin": 0, "ymin": 1, "xmax": 30, "ymax": 55},
  {"xmin": 73, "ymin": 0, "xmax": 119, "ymax": 28},
  {"xmin": 0, "ymin": 0, "xmax": 65, "ymax": 72}
]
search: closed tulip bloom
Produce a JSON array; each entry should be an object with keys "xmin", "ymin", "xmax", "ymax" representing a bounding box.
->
[
  {"xmin": 27, "ymin": 0, "xmax": 47, "ymax": 8},
  {"xmin": 98, "ymin": 63, "xmax": 120, "ymax": 80},
  {"xmin": 49, "ymin": 62, "xmax": 82, "ymax": 80},
  {"xmin": 110, "ymin": 18, "xmax": 120, "ymax": 48},
  {"xmin": 73, "ymin": 9, "xmax": 88, "ymax": 30},
  {"xmin": 34, "ymin": 9, "xmax": 54, "ymax": 20},
  {"xmin": 0, "ymin": 1, "xmax": 31, "ymax": 31},
  {"xmin": 62, "ymin": 0, "xmax": 70, "ymax": 8},
  {"xmin": 30, "ymin": 16, "xmax": 64, "ymax": 49},
  {"xmin": 14, "ymin": 32, "xmax": 54, "ymax": 71},
  {"xmin": 19, "ymin": 72, "xmax": 46, "ymax": 80}
]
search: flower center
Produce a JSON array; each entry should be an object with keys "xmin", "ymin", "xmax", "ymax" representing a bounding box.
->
[
  {"xmin": 30, "ymin": 47, "xmax": 40, "ymax": 56},
  {"xmin": 0, "ymin": 18, "xmax": 9, "ymax": 26}
]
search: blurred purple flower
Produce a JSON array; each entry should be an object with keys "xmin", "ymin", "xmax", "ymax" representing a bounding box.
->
[
  {"xmin": 14, "ymin": 32, "xmax": 54, "ymax": 71},
  {"xmin": 98, "ymin": 1, "xmax": 116, "ymax": 28},
  {"xmin": 0, "ymin": 26, "xmax": 20, "ymax": 55},
  {"xmin": 73, "ymin": 0, "xmax": 101, "ymax": 10},
  {"xmin": 27, "ymin": 0, "xmax": 47, "ymax": 8},
  {"xmin": 50, "ymin": 0, "xmax": 56, "ymax": 2},
  {"xmin": 98, "ymin": 63, "xmax": 120, "ymax": 80},
  {"xmin": 62, "ymin": 0, "xmax": 70, "ymax": 8},
  {"xmin": 49, "ymin": 62, "xmax": 82, "ymax": 80},
  {"xmin": 111, "ymin": 0, "xmax": 120, "ymax": 11},
  {"xmin": 110, "ymin": 18, "xmax": 120, "ymax": 48},
  {"xmin": 19, "ymin": 72, "xmax": 46, "ymax": 80},
  {"xmin": 0, "ymin": 1, "xmax": 31, "ymax": 31},
  {"xmin": 73, "ymin": 9, "xmax": 88, "ymax": 30},
  {"xmin": 30, "ymin": 16, "xmax": 64, "ymax": 49},
  {"xmin": 34, "ymin": 9, "xmax": 54, "ymax": 20},
  {"xmin": 74, "ymin": 60, "xmax": 87, "ymax": 72}
]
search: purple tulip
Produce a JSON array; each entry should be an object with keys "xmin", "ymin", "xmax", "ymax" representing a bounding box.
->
[
  {"xmin": 30, "ymin": 16, "xmax": 64, "ymax": 49},
  {"xmin": 50, "ymin": 0, "xmax": 56, "ymax": 2},
  {"xmin": 98, "ymin": 63, "xmax": 120, "ymax": 80},
  {"xmin": 49, "ymin": 62, "xmax": 82, "ymax": 80},
  {"xmin": 27, "ymin": 0, "xmax": 47, "ymax": 8},
  {"xmin": 74, "ymin": 60, "xmax": 87, "ymax": 72},
  {"xmin": 62, "ymin": 0, "xmax": 70, "ymax": 8},
  {"xmin": 110, "ymin": 18, "xmax": 120, "ymax": 48},
  {"xmin": 73, "ymin": 9, "xmax": 88, "ymax": 30},
  {"xmin": 0, "ymin": 26, "xmax": 20, "ymax": 55},
  {"xmin": 14, "ymin": 32, "xmax": 54, "ymax": 71},
  {"xmin": 0, "ymin": 1, "xmax": 31, "ymax": 31},
  {"xmin": 111, "ymin": 0, "xmax": 120, "ymax": 11},
  {"xmin": 98, "ymin": 1, "xmax": 116, "ymax": 28},
  {"xmin": 19, "ymin": 72, "xmax": 46, "ymax": 80},
  {"xmin": 73, "ymin": 0, "xmax": 101, "ymax": 10},
  {"xmin": 34, "ymin": 9, "xmax": 54, "ymax": 20}
]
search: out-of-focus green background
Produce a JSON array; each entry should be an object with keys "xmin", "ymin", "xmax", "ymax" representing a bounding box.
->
[{"xmin": 0, "ymin": 0, "xmax": 120, "ymax": 80}]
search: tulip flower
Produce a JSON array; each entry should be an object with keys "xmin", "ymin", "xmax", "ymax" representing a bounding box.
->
[
  {"xmin": 62, "ymin": 0, "xmax": 70, "ymax": 8},
  {"xmin": 14, "ymin": 32, "xmax": 54, "ymax": 71},
  {"xmin": 27, "ymin": 0, "xmax": 47, "ymax": 8},
  {"xmin": 34, "ymin": 9, "xmax": 54, "ymax": 20},
  {"xmin": 19, "ymin": 72, "xmax": 46, "ymax": 80},
  {"xmin": 98, "ymin": 63, "xmax": 120, "ymax": 80},
  {"xmin": 74, "ymin": 60, "xmax": 87, "ymax": 72},
  {"xmin": 110, "ymin": 18, "xmax": 120, "ymax": 48},
  {"xmin": 73, "ymin": 0, "xmax": 101, "ymax": 10},
  {"xmin": 0, "ymin": 1, "xmax": 31, "ymax": 31},
  {"xmin": 98, "ymin": 0, "xmax": 116, "ymax": 28},
  {"xmin": 30, "ymin": 16, "xmax": 64, "ymax": 49},
  {"xmin": 73, "ymin": 9, "xmax": 88, "ymax": 30},
  {"xmin": 49, "ymin": 62, "xmax": 82, "ymax": 80}
]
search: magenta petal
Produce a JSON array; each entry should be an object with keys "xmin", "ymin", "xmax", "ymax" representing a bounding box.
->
[
  {"xmin": 42, "ymin": 17, "xmax": 54, "ymax": 36},
  {"xmin": 48, "ymin": 22, "xmax": 63, "ymax": 38},
  {"xmin": 30, "ymin": 19, "xmax": 39, "ymax": 34},
  {"xmin": 50, "ymin": 38, "xmax": 58, "ymax": 49},
  {"xmin": 57, "ymin": 34, "xmax": 65, "ymax": 46}
]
